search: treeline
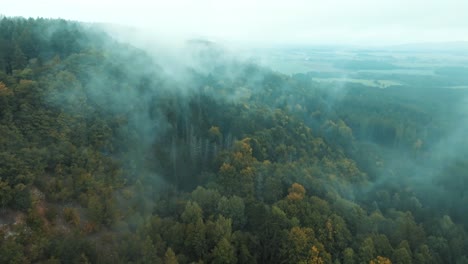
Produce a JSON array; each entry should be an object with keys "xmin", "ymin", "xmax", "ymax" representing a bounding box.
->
[{"xmin": 0, "ymin": 17, "xmax": 467, "ymax": 263}]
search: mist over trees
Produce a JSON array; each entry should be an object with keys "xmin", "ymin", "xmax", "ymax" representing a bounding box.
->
[{"xmin": 1, "ymin": 17, "xmax": 468, "ymax": 264}]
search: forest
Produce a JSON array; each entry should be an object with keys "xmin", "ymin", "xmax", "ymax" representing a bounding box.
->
[{"xmin": 1, "ymin": 17, "xmax": 468, "ymax": 264}]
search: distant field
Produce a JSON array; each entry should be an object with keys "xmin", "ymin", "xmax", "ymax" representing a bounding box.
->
[
  {"xmin": 446, "ymin": 85, "xmax": 468, "ymax": 89},
  {"xmin": 258, "ymin": 47, "xmax": 468, "ymax": 75},
  {"xmin": 257, "ymin": 47, "xmax": 468, "ymax": 91},
  {"xmin": 358, "ymin": 69, "xmax": 434, "ymax": 75},
  {"xmin": 262, "ymin": 59, "xmax": 338, "ymax": 75},
  {"xmin": 313, "ymin": 77, "xmax": 402, "ymax": 88}
]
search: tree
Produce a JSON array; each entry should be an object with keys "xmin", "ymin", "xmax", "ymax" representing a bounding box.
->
[
  {"xmin": 392, "ymin": 247, "xmax": 411, "ymax": 264},
  {"xmin": 370, "ymin": 256, "xmax": 392, "ymax": 264},
  {"xmin": 209, "ymin": 126, "xmax": 223, "ymax": 144},
  {"xmin": 206, "ymin": 216, "xmax": 232, "ymax": 248},
  {"xmin": 343, "ymin": 248, "xmax": 355, "ymax": 264},
  {"xmin": 324, "ymin": 214, "xmax": 352, "ymax": 253},
  {"xmin": 217, "ymin": 196, "xmax": 246, "ymax": 229},
  {"xmin": 282, "ymin": 226, "xmax": 315, "ymax": 263},
  {"xmin": 307, "ymin": 245, "xmax": 325, "ymax": 264},
  {"xmin": 185, "ymin": 218, "xmax": 207, "ymax": 259},
  {"xmin": 63, "ymin": 207, "xmax": 80, "ymax": 227},
  {"xmin": 372, "ymin": 234, "xmax": 393, "ymax": 260},
  {"xmin": 287, "ymin": 183, "xmax": 306, "ymax": 201},
  {"xmin": 0, "ymin": 81, "xmax": 13, "ymax": 96},
  {"xmin": 87, "ymin": 194, "xmax": 104, "ymax": 227},
  {"xmin": 0, "ymin": 180, "xmax": 12, "ymax": 211},
  {"xmin": 0, "ymin": 237, "xmax": 27, "ymax": 263},
  {"xmin": 218, "ymin": 163, "xmax": 237, "ymax": 195},
  {"xmin": 12, "ymin": 45, "xmax": 27, "ymax": 70},
  {"xmin": 140, "ymin": 236, "xmax": 159, "ymax": 263},
  {"xmin": 13, "ymin": 183, "xmax": 31, "ymax": 210},
  {"xmin": 218, "ymin": 139, "xmax": 257, "ymax": 197},
  {"xmin": 414, "ymin": 245, "xmax": 435, "ymax": 264},
  {"xmin": 211, "ymin": 238, "xmax": 236, "ymax": 264},
  {"xmin": 262, "ymin": 169, "xmax": 283, "ymax": 203},
  {"xmin": 191, "ymin": 186, "xmax": 221, "ymax": 217},
  {"xmin": 394, "ymin": 213, "xmax": 425, "ymax": 250},
  {"xmin": 164, "ymin": 248, "xmax": 178, "ymax": 264},
  {"xmin": 181, "ymin": 201, "xmax": 203, "ymax": 224},
  {"xmin": 359, "ymin": 237, "xmax": 376, "ymax": 263}
]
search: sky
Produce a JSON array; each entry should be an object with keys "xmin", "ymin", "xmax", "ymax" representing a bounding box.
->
[{"xmin": 3, "ymin": 0, "xmax": 468, "ymax": 45}]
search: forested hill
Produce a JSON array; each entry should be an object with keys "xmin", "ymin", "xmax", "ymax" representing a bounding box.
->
[{"xmin": 1, "ymin": 17, "xmax": 468, "ymax": 264}]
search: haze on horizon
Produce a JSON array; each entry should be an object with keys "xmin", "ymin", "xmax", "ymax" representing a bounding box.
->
[{"xmin": 3, "ymin": 0, "xmax": 468, "ymax": 46}]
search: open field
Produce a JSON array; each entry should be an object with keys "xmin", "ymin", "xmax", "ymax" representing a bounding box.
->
[
  {"xmin": 256, "ymin": 46, "xmax": 468, "ymax": 90},
  {"xmin": 313, "ymin": 77, "xmax": 402, "ymax": 88}
]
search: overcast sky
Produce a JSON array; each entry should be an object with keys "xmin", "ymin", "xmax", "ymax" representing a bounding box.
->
[{"xmin": 3, "ymin": 0, "xmax": 468, "ymax": 45}]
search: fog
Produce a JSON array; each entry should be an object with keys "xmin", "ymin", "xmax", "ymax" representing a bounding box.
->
[{"xmin": 4, "ymin": 0, "xmax": 468, "ymax": 45}]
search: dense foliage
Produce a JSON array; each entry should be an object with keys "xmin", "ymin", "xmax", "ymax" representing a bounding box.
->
[{"xmin": 1, "ymin": 17, "xmax": 467, "ymax": 263}]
